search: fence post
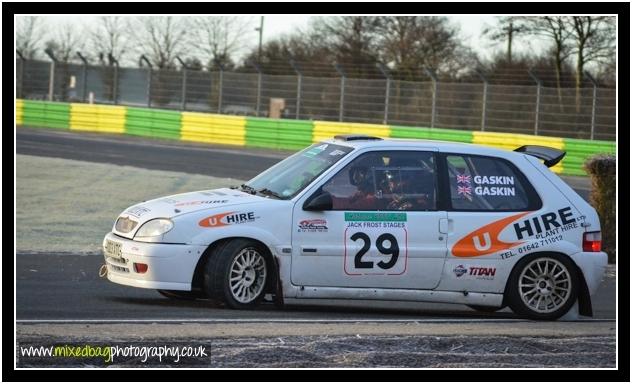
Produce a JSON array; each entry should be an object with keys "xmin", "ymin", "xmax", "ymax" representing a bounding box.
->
[
  {"xmin": 251, "ymin": 62, "xmax": 263, "ymax": 117},
  {"xmin": 76, "ymin": 52, "xmax": 89, "ymax": 103},
  {"xmin": 217, "ymin": 64, "xmax": 224, "ymax": 113},
  {"xmin": 140, "ymin": 55, "xmax": 152, "ymax": 107},
  {"xmin": 290, "ymin": 59, "xmax": 302, "ymax": 119},
  {"xmin": 424, "ymin": 68, "xmax": 437, "ymax": 128},
  {"xmin": 109, "ymin": 54, "xmax": 119, "ymax": 105},
  {"xmin": 16, "ymin": 50, "xmax": 25, "ymax": 99},
  {"xmin": 585, "ymin": 71, "xmax": 598, "ymax": 140},
  {"xmin": 528, "ymin": 70, "xmax": 541, "ymax": 136},
  {"xmin": 377, "ymin": 62, "xmax": 391, "ymax": 124},
  {"xmin": 44, "ymin": 49, "xmax": 57, "ymax": 102},
  {"xmin": 334, "ymin": 63, "xmax": 346, "ymax": 122},
  {"xmin": 176, "ymin": 56, "xmax": 188, "ymax": 111},
  {"xmin": 475, "ymin": 69, "xmax": 489, "ymax": 131}
]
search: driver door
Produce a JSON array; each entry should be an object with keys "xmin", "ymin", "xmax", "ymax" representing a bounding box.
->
[{"xmin": 291, "ymin": 150, "xmax": 447, "ymax": 290}]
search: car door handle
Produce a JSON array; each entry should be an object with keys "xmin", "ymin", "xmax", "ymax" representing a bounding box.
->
[
  {"xmin": 302, "ymin": 248, "xmax": 317, "ymax": 253},
  {"xmin": 439, "ymin": 218, "xmax": 452, "ymax": 234}
]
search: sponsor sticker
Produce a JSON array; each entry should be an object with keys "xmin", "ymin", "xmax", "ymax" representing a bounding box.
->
[
  {"xmin": 452, "ymin": 207, "xmax": 578, "ymax": 259},
  {"xmin": 452, "ymin": 212, "xmax": 530, "ymax": 257},
  {"xmin": 472, "ymin": 175, "xmax": 515, "ymax": 196},
  {"xmin": 298, "ymin": 219, "xmax": 328, "ymax": 233},
  {"xmin": 199, "ymin": 211, "xmax": 257, "ymax": 228},
  {"xmin": 457, "ymin": 185, "xmax": 472, "ymax": 197},
  {"xmin": 453, "ymin": 264, "xmax": 468, "ymax": 277},
  {"xmin": 453, "ymin": 265, "xmax": 496, "ymax": 280},
  {"xmin": 125, "ymin": 206, "xmax": 151, "ymax": 218},
  {"xmin": 456, "ymin": 174, "xmax": 471, "ymax": 184},
  {"xmin": 344, "ymin": 212, "xmax": 407, "ymax": 222},
  {"xmin": 304, "ymin": 144, "xmax": 329, "ymax": 158}
]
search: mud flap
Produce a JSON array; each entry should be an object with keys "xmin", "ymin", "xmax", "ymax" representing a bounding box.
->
[
  {"xmin": 272, "ymin": 256, "xmax": 285, "ymax": 309},
  {"xmin": 577, "ymin": 272, "xmax": 593, "ymax": 317}
]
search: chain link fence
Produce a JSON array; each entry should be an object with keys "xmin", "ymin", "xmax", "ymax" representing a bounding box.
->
[{"xmin": 16, "ymin": 59, "xmax": 616, "ymax": 140}]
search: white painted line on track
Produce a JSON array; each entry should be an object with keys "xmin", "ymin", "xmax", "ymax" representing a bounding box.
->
[{"xmin": 16, "ymin": 318, "xmax": 615, "ymax": 324}]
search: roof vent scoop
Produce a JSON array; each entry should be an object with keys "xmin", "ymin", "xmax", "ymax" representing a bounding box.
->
[
  {"xmin": 334, "ymin": 134, "xmax": 383, "ymax": 142},
  {"xmin": 514, "ymin": 145, "xmax": 566, "ymax": 168}
]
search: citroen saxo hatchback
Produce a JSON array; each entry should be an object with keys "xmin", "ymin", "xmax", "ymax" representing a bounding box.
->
[{"xmin": 103, "ymin": 135, "xmax": 607, "ymax": 320}]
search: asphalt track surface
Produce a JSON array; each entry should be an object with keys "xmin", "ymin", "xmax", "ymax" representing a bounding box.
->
[
  {"xmin": 16, "ymin": 253, "xmax": 615, "ymax": 321},
  {"xmin": 16, "ymin": 127, "xmax": 610, "ymax": 322}
]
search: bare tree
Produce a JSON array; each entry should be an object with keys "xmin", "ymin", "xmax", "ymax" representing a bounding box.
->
[
  {"xmin": 43, "ymin": 23, "xmax": 85, "ymax": 101},
  {"xmin": 87, "ymin": 16, "xmax": 131, "ymax": 102},
  {"xmin": 44, "ymin": 23, "xmax": 85, "ymax": 63},
  {"xmin": 375, "ymin": 16, "xmax": 475, "ymax": 79},
  {"xmin": 569, "ymin": 16, "xmax": 616, "ymax": 91},
  {"xmin": 522, "ymin": 16, "xmax": 573, "ymax": 111},
  {"xmin": 191, "ymin": 16, "xmax": 253, "ymax": 68},
  {"xmin": 311, "ymin": 16, "xmax": 381, "ymax": 77},
  {"xmin": 482, "ymin": 16, "xmax": 529, "ymax": 63},
  {"xmin": 90, "ymin": 16, "xmax": 131, "ymax": 65},
  {"xmin": 132, "ymin": 16, "xmax": 188, "ymax": 69},
  {"xmin": 16, "ymin": 16, "xmax": 46, "ymax": 59}
]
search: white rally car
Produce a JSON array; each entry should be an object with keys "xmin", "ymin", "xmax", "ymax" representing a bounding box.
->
[{"xmin": 103, "ymin": 135, "xmax": 607, "ymax": 320}]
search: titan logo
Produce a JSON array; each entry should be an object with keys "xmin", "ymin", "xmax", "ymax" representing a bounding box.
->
[
  {"xmin": 469, "ymin": 267, "xmax": 496, "ymax": 277},
  {"xmin": 452, "ymin": 212, "xmax": 531, "ymax": 257}
]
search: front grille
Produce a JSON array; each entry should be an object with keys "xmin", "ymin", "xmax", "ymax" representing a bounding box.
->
[{"xmin": 115, "ymin": 216, "xmax": 138, "ymax": 233}]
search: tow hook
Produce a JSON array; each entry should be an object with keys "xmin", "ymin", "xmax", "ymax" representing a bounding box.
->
[{"xmin": 99, "ymin": 264, "xmax": 108, "ymax": 278}]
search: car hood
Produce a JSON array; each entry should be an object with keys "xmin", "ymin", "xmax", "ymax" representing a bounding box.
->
[{"xmin": 115, "ymin": 188, "xmax": 267, "ymax": 232}]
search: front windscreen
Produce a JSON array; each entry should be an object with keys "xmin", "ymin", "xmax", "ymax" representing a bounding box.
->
[{"xmin": 245, "ymin": 142, "xmax": 354, "ymax": 199}]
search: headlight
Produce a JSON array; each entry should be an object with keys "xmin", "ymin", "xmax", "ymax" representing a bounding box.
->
[{"xmin": 134, "ymin": 219, "xmax": 174, "ymax": 239}]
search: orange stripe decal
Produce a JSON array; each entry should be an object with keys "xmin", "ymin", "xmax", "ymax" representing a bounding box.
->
[{"xmin": 452, "ymin": 212, "xmax": 531, "ymax": 257}]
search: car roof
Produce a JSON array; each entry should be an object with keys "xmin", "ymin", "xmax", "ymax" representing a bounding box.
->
[{"xmin": 322, "ymin": 137, "xmax": 523, "ymax": 160}]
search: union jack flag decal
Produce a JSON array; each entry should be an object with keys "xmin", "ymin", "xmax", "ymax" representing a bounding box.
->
[
  {"xmin": 457, "ymin": 174, "xmax": 471, "ymax": 184},
  {"xmin": 457, "ymin": 185, "xmax": 472, "ymax": 197}
]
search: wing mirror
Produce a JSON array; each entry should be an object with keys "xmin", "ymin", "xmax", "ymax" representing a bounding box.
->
[{"xmin": 303, "ymin": 191, "xmax": 333, "ymax": 211}]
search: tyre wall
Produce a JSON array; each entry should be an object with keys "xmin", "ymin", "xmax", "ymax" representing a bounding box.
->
[{"xmin": 16, "ymin": 99, "xmax": 615, "ymax": 176}]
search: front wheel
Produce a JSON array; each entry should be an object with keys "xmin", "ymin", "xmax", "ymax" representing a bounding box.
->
[
  {"xmin": 506, "ymin": 255, "xmax": 579, "ymax": 320},
  {"xmin": 203, "ymin": 239, "xmax": 270, "ymax": 309}
]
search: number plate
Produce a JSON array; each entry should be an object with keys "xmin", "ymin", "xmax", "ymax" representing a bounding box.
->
[{"xmin": 104, "ymin": 239, "xmax": 123, "ymax": 260}]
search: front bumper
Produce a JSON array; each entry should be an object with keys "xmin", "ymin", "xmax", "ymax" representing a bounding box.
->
[
  {"xmin": 102, "ymin": 232, "xmax": 207, "ymax": 290},
  {"xmin": 569, "ymin": 251, "xmax": 609, "ymax": 295}
]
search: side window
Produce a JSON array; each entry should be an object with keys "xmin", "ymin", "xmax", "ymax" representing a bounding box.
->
[
  {"xmin": 322, "ymin": 151, "xmax": 437, "ymax": 211},
  {"xmin": 446, "ymin": 154, "xmax": 535, "ymax": 211}
]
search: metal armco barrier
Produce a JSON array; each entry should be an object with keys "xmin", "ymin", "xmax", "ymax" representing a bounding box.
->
[{"xmin": 16, "ymin": 99, "xmax": 616, "ymax": 176}]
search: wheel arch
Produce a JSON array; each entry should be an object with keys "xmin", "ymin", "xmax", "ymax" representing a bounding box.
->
[
  {"xmin": 191, "ymin": 236, "xmax": 280, "ymax": 298},
  {"xmin": 502, "ymin": 251, "xmax": 592, "ymax": 316}
]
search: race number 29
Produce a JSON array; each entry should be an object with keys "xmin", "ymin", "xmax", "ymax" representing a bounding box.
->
[{"xmin": 344, "ymin": 228, "xmax": 408, "ymax": 276}]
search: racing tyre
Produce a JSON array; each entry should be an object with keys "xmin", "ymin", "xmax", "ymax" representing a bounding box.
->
[
  {"xmin": 203, "ymin": 239, "xmax": 270, "ymax": 309},
  {"xmin": 506, "ymin": 254, "xmax": 579, "ymax": 320},
  {"xmin": 467, "ymin": 305, "xmax": 505, "ymax": 313},
  {"xmin": 157, "ymin": 289, "xmax": 206, "ymax": 300}
]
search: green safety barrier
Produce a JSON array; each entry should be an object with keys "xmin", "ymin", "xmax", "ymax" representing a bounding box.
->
[
  {"xmin": 21, "ymin": 100, "xmax": 70, "ymax": 129},
  {"xmin": 561, "ymin": 138, "xmax": 617, "ymax": 176},
  {"xmin": 389, "ymin": 125, "xmax": 474, "ymax": 143},
  {"xmin": 16, "ymin": 99, "xmax": 615, "ymax": 176},
  {"xmin": 245, "ymin": 117, "xmax": 314, "ymax": 151},
  {"xmin": 125, "ymin": 107, "xmax": 181, "ymax": 140}
]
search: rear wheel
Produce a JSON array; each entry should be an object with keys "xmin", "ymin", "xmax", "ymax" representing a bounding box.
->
[
  {"xmin": 203, "ymin": 239, "xmax": 270, "ymax": 309},
  {"xmin": 507, "ymin": 255, "xmax": 578, "ymax": 320}
]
